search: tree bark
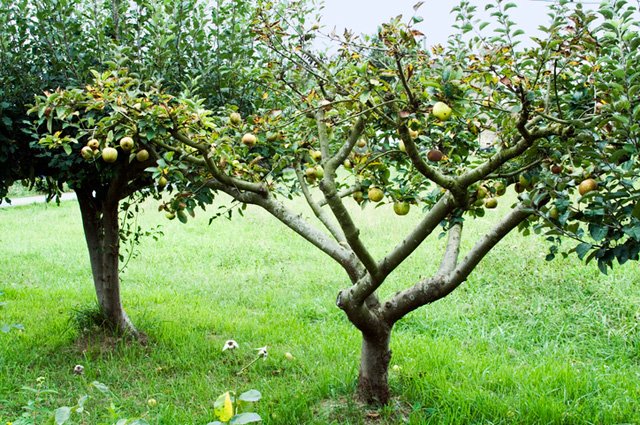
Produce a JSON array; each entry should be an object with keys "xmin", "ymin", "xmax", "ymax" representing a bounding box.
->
[
  {"xmin": 76, "ymin": 188, "xmax": 138, "ymax": 337},
  {"xmin": 357, "ymin": 328, "xmax": 392, "ymax": 405}
]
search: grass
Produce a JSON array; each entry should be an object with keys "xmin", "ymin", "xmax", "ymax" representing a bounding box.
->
[
  {"xmin": 0, "ymin": 192, "xmax": 639, "ymax": 424},
  {"xmin": 5, "ymin": 182, "xmax": 44, "ymax": 199}
]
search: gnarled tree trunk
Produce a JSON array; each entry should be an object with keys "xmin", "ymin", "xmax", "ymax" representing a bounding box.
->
[{"xmin": 76, "ymin": 188, "xmax": 138, "ymax": 336}]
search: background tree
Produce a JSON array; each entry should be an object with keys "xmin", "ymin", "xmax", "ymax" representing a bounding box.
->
[
  {"xmin": 0, "ymin": 0, "xmax": 271, "ymax": 334},
  {"xmin": 36, "ymin": 0, "xmax": 640, "ymax": 405}
]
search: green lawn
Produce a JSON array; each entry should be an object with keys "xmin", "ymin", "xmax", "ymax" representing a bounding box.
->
[{"xmin": 0, "ymin": 194, "xmax": 639, "ymax": 424}]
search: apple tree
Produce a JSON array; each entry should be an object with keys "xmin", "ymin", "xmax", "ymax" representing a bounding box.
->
[
  {"xmin": 0, "ymin": 0, "xmax": 274, "ymax": 335},
  {"xmin": 36, "ymin": 0, "xmax": 640, "ymax": 404}
]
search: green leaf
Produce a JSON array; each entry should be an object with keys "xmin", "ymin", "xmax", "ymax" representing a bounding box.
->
[
  {"xmin": 54, "ymin": 406, "xmax": 71, "ymax": 425},
  {"xmin": 238, "ymin": 390, "xmax": 261, "ymax": 402},
  {"xmin": 91, "ymin": 381, "xmax": 110, "ymax": 395},
  {"xmin": 575, "ymin": 242, "xmax": 592, "ymax": 260},
  {"xmin": 230, "ymin": 413, "xmax": 262, "ymax": 424},
  {"xmin": 589, "ymin": 224, "xmax": 608, "ymax": 242}
]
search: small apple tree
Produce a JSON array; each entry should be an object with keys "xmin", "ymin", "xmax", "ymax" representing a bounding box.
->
[
  {"xmin": 0, "ymin": 0, "xmax": 276, "ymax": 335},
  {"xmin": 38, "ymin": 0, "xmax": 640, "ymax": 404}
]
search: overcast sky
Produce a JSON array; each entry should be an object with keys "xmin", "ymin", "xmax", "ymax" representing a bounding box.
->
[{"xmin": 317, "ymin": 0, "xmax": 595, "ymax": 47}]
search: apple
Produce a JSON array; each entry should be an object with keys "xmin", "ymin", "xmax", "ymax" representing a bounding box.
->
[
  {"xmin": 549, "ymin": 207, "xmax": 559, "ymax": 220},
  {"xmin": 393, "ymin": 201, "xmax": 410, "ymax": 216},
  {"xmin": 368, "ymin": 187, "xmax": 384, "ymax": 202},
  {"xmin": 119, "ymin": 136, "xmax": 134, "ymax": 151},
  {"xmin": 550, "ymin": 164, "xmax": 563, "ymax": 174},
  {"xmin": 353, "ymin": 191, "xmax": 364, "ymax": 203},
  {"xmin": 578, "ymin": 178, "xmax": 597, "ymax": 196},
  {"xmin": 432, "ymin": 101, "xmax": 452, "ymax": 121},
  {"xmin": 87, "ymin": 139, "xmax": 100, "ymax": 150},
  {"xmin": 229, "ymin": 112, "xmax": 242, "ymax": 125},
  {"xmin": 494, "ymin": 181, "xmax": 506, "ymax": 196},
  {"xmin": 398, "ymin": 140, "xmax": 406, "ymax": 152},
  {"xmin": 266, "ymin": 132, "xmax": 278, "ymax": 142},
  {"xmin": 165, "ymin": 212, "xmax": 176, "ymax": 220},
  {"xmin": 101, "ymin": 147, "xmax": 118, "ymax": 163},
  {"xmin": 305, "ymin": 167, "xmax": 317, "ymax": 181},
  {"xmin": 518, "ymin": 174, "xmax": 531, "ymax": 188},
  {"xmin": 409, "ymin": 129, "xmax": 419, "ymax": 140},
  {"xmin": 427, "ymin": 149, "xmax": 443, "ymax": 162},
  {"xmin": 343, "ymin": 159, "xmax": 352, "ymax": 169},
  {"xmin": 476, "ymin": 186, "xmax": 488, "ymax": 199},
  {"xmin": 242, "ymin": 133, "xmax": 257, "ymax": 147},
  {"xmin": 80, "ymin": 146, "xmax": 94, "ymax": 160},
  {"xmin": 314, "ymin": 166, "xmax": 324, "ymax": 179},
  {"xmin": 356, "ymin": 139, "xmax": 367, "ymax": 148},
  {"xmin": 310, "ymin": 150, "xmax": 322, "ymax": 161},
  {"xmin": 136, "ymin": 149, "xmax": 150, "ymax": 162},
  {"xmin": 484, "ymin": 198, "xmax": 498, "ymax": 209},
  {"xmin": 158, "ymin": 176, "xmax": 168, "ymax": 188}
]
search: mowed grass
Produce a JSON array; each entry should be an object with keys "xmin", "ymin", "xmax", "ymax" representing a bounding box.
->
[{"xmin": 0, "ymin": 192, "xmax": 639, "ymax": 424}]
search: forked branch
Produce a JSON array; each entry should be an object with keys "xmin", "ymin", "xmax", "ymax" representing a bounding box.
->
[{"xmin": 382, "ymin": 204, "xmax": 531, "ymax": 324}]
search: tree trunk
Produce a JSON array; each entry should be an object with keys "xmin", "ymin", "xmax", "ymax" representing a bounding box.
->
[
  {"xmin": 357, "ymin": 329, "xmax": 392, "ymax": 405},
  {"xmin": 76, "ymin": 189, "xmax": 138, "ymax": 337}
]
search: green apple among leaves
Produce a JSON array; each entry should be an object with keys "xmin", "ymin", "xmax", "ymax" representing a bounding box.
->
[
  {"xmin": 432, "ymin": 101, "xmax": 452, "ymax": 121},
  {"xmin": 101, "ymin": 147, "xmax": 118, "ymax": 163}
]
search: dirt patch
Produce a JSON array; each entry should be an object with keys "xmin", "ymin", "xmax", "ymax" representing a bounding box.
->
[
  {"xmin": 314, "ymin": 395, "xmax": 413, "ymax": 424},
  {"xmin": 70, "ymin": 329, "xmax": 149, "ymax": 357}
]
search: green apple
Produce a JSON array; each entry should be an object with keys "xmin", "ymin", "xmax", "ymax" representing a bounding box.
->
[
  {"xmin": 102, "ymin": 147, "xmax": 118, "ymax": 163},
  {"xmin": 119, "ymin": 136, "xmax": 134, "ymax": 151},
  {"xmin": 432, "ymin": 101, "xmax": 452, "ymax": 121},
  {"xmin": 368, "ymin": 187, "xmax": 384, "ymax": 202},
  {"xmin": 393, "ymin": 201, "xmax": 410, "ymax": 216},
  {"xmin": 242, "ymin": 133, "xmax": 257, "ymax": 147}
]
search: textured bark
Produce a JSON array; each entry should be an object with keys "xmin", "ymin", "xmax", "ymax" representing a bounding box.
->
[
  {"xmin": 357, "ymin": 329, "xmax": 392, "ymax": 405},
  {"xmin": 76, "ymin": 188, "xmax": 138, "ymax": 336}
]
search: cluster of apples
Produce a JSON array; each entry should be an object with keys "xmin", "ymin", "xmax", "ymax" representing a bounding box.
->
[
  {"xmin": 304, "ymin": 149, "xmax": 324, "ymax": 183},
  {"xmin": 350, "ymin": 186, "xmax": 411, "ymax": 216},
  {"xmin": 80, "ymin": 136, "xmax": 150, "ymax": 164},
  {"xmin": 229, "ymin": 112, "xmax": 260, "ymax": 149},
  {"xmin": 398, "ymin": 101, "xmax": 452, "ymax": 164}
]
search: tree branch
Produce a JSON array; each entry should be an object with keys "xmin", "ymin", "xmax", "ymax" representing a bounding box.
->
[
  {"xmin": 437, "ymin": 223, "xmax": 462, "ymax": 275},
  {"xmin": 318, "ymin": 183, "xmax": 362, "ymax": 207},
  {"xmin": 382, "ymin": 204, "xmax": 531, "ymax": 324},
  {"xmin": 315, "ymin": 109, "xmax": 331, "ymax": 162},
  {"xmin": 294, "ymin": 166, "xmax": 347, "ymax": 244},
  {"xmin": 397, "ymin": 125, "xmax": 459, "ymax": 193},
  {"xmin": 394, "ymin": 54, "xmax": 417, "ymax": 108},
  {"xmin": 447, "ymin": 204, "xmax": 531, "ymax": 286},
  {"xmin": 325, "ymin": 116, "xmax": 366, "ymax": 175},
  {"xmin": 170, "ymin": 129, "xmax": 267, "ymax": 195},
  {"xmin": 458, "ymin": 117, "xmax": 559, "ymax": 187},
  {"xmin": 377, "ymin": 193, "xmax": 456, "ymax": 279},
  {"xmin": 319, "ymin": 177, "xmax": 379, "ymax": 280},
  {"xmin": 153, "ymin": 138, "xmax": 206, "ymax": 166},
  {"xmin": 206, "ymin": 181, "xmax": 361, "ymax": 282}
]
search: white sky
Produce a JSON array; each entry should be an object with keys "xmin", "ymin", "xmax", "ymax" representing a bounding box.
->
[{"xmin": 317, "ymin": 0, "xmax": 596, "ymax": 47}]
